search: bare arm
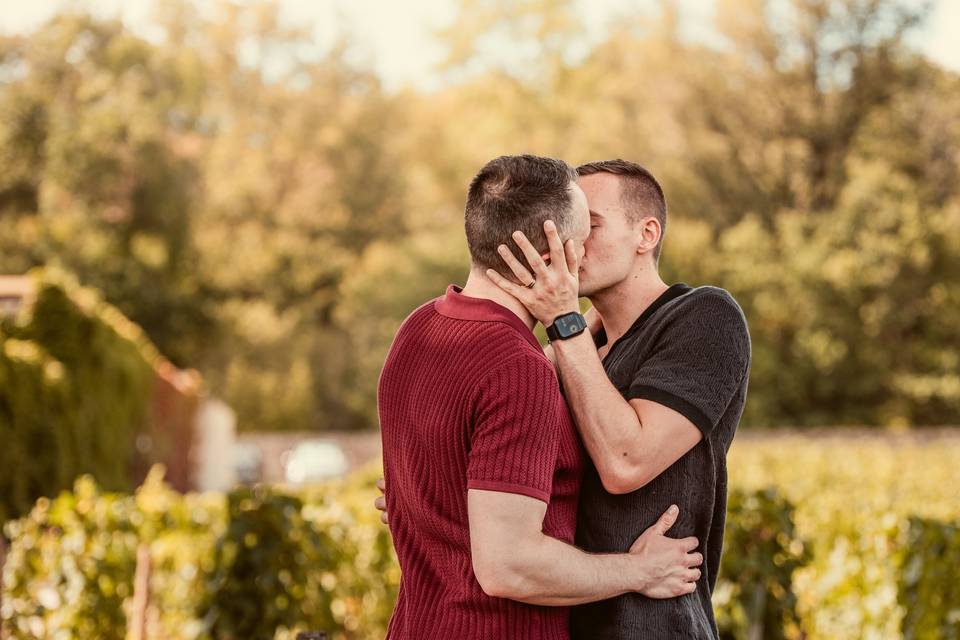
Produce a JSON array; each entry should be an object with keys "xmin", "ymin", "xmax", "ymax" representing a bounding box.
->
[
  {"xmin": 468, "ymin": 489, "xmax": 701, "ymax": 605},
  {"xmin": 551, "ymin": 333, "xmax": 702, "ymax": 494}
]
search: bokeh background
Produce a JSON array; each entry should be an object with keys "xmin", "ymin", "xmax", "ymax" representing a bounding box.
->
[{"xmin": 0, "ymin": 1, "xmax": 958, "ymax": 639}]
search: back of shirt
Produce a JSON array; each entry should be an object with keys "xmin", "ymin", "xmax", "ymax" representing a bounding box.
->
[{"xmin": 378, "ymin": 286, "xmax": 583, "ymax": 640}]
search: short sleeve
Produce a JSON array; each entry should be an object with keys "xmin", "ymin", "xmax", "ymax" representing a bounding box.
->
[
  {"xmin": 627, "ymin": 292, "xmax": 751, "ymax": 437},
  {"xmin": 467, "ymin": 353, "xmax": 563, "ymax": 503}
]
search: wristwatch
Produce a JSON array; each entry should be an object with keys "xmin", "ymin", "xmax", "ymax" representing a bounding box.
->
[{"xmin": 546, "ymin": 312, "xmax": 588, "ymax": 342}]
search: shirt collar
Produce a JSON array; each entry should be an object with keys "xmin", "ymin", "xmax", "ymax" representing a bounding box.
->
[
  {"xmin": 434, "ymin": 285, "xmax": 542, "ymax": 351},
  {"xmin": 594, "ymin": 283, "xmax": 693, "ymax": 349}
]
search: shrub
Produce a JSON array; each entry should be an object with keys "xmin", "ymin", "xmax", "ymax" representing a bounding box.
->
[
  {"xmin": 0, "ymin": 268, "xmax": 157, "ymax": 522},
  {"xmin": 4, "ymin": 436, "xmax": 960, "ymax": 640},
  {"xmin": 0, "ymin": 331, "xmax": 71, "ymax": 523},
  {"xmin": 0, "ymin": 475, "xmax": 138, "ymax": 639},
  {"xmin": 714, "ymin": 488, "xmax": 808, "ymax": 640},
  {"xmin": 1, "ymin": 465, "xmax": 399, "ymax": 640},
  {"xmin": 899, "ymin": 517, "xmax": 960, "ymax": 640}
]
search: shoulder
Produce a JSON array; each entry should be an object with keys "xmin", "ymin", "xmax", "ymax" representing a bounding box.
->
[
  {"xmin": 674, "ymin": 286, "xmax": 748, "ymax": 328},
  {"xmin": 480, "ymin": 345, "xmax": 557, "ymax": 386},
  {"xmin": 455, "ymin": 317, "xmax": 553, "ymax": 376},
  {"xmin": 683, "ymin": 285, "xmax": 743, "ymax": 312},
  {"xmin": 472, "ymin": 347, "xmax": 561, "ymax": 414},
  {"xmin": 411, "ymin": 296, "xmax": 444, "ymax": 324},
  {"xmin": 393, "ymin": 297, "xmax": 441, "ymax": 331},
  {"xmin": 665, "ymin": 286, "xmax": 751, "ymax": 355}
]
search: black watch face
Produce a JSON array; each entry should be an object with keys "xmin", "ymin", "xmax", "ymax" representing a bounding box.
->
[{"xmin": 556, "ymin": 313, "xmax": 586, "ymax": 337}]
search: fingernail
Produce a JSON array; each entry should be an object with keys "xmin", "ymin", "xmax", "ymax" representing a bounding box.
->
[{"xmin": 669, "ymin": 505, "xmax": 678, "ymax": 515}]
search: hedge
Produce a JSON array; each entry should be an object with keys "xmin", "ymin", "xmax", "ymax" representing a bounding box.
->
[
  {"xmin": 899, "ymin": 517, "xmax": 960, "ymax": 640},
  {"xmin": 0, "ymin": 267, "xmax": 158, "ymax": 522},
  {"xmin": 3, "ymin": 467, "xmax": 803, "ymax": 640},
  {"xmin": 0, "ymin": 329, "xmax": 71, "ymax": 523},
  {"xmin": 2, "ymin": 464, "xmax": 958, "ymax": 639},
  {"xmin": 715, "ymin": 488, "xmax": 808, "ymax": 640},
  {"xmin": 1, "ymin": 465, "xmax": 399, "ymax": 640}
]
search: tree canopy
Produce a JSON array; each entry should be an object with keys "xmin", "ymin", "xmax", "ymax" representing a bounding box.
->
[{"xmin": 1, "ymin": 0, "xmax": 956, "ymax": 430}]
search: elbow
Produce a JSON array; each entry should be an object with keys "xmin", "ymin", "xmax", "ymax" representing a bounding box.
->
[
  {"xmin": 599, "ymin": 460, "xmax": 653, "ymax": 495},
  {"xmin": 473, "ymin": 547, "xmax": 542, "ymax": 600},
  {"xmin": 473, "ymin": 560, "xmax": 527, "ymax": 599}
]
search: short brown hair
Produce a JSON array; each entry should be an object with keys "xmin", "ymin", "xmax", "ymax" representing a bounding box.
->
[
  {"xmin": 465, "ymin": 155, "xmax": 579, "ymax": 276},
  {"xmin": 576, "ymin": 159, "xmax": 667, "ymax": 262}
]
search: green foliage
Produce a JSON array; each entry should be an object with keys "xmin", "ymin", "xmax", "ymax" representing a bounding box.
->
[
  {"xmin": 1, "ymin": 465, "xmax": 399, "ymax": 640},
  {"xmin": 899, "ymin": 517, "xmax": 960, "ymax": 640},
  {"xmin": 0, "ymin": 4, "xmax": 404, "ymax": 433},
  {"xmin": 0, "ymin": 329, "xmax": 70, "ymax": 523},
  {"xmin": 132, "ymin": 464, "xmax": 227, "ymax": 640},
  {"xmin": 2, "ymin": 0, "xmax": 958, "ymax": 430},
  {"xmin": 5, "ymin": 439, "xmax": 959, "ymax": 639},
  {"xmin": 293, "ymin": 467, "xmax": 402, "ymax": 638},
  {"xmin": 715, "ymin": 489, "xmax": 808, "ymax": 640},
  {"xmin": 665, "ymin": 160, "xmax": 960, "ymax": 427},
  {"xmin": 0, "ymin": 268, "xmax": 156, "ymax": 522},
  {"xmin": 1, "ymin": 475, "xmax": 139, "ymax": 639},
  {"xmin": 204, "ymin": 488, "xmax": 334, "ymax": 639},
  {"xmin": 729, "ymin": 433, "xmax": 960, "ymax": 638},
  {"xmin": 0, "ymin": 10, "xmax": 211, "ymax": 366}
]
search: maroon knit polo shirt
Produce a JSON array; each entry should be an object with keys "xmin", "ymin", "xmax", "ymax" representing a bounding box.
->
[{"xmin": 378, "ymin": 285, "xmax": 583, "ymax": 639}]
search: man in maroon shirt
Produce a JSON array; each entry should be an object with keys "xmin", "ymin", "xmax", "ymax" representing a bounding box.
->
[{"xmin": 377, "ymin": 155, "xmax": 703, "ymax": 639}]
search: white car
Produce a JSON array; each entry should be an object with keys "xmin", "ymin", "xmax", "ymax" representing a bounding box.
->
[
  {"xmin": 232, "ymin": 441, "xmax": 263, "ymax": 485},
  {"xmin": 283, "ymin": 439, "xmax": 349, "ymax": 484}
]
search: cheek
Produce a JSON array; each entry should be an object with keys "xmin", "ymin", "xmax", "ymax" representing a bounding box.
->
[
  {"xmin": 584, "ymin": 232, "xmax": 602, "ymax": 255},
  {"xmin": 584, "ymin": 232, "xmax": 632, "ymax": 273},
  {"xmin": 584, "ymin": 233, "xmax": 613, "ymax": 260}
]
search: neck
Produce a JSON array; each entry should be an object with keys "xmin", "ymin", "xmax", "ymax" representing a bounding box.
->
[
  {"xmin": 589, "ymin": 260, "xmax": 668, "ymax": 347},
  {"xmin": 460, "ymin": 269, "xmax": 537, "ymax": 330}
]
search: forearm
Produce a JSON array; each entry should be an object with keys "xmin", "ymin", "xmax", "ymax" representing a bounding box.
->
[
  {"xmin": 502, "ymin": 533, "xmax": 642, "ymax": 606},
  {"xmin": 552, "ymin": 332, "xmax": 644, "ymax": 487}
]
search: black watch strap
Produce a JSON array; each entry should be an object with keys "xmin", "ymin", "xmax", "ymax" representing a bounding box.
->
[{"xmin": 547, "ymin": 312, "xmax": 587, "ymax": 342}]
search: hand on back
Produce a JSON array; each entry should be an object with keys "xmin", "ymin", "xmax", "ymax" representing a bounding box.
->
[{"xmin": 630, "ymin": 505, "xmax": 703, "ymax": 598}]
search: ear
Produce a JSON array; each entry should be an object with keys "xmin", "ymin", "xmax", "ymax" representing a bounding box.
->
[{"xmin": 636, "ymin": 217, "xmax": 662, "ymax": 256}]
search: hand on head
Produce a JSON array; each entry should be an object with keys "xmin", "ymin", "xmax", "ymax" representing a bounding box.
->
[{"xmin": 485, "ymin": 220, "xmax": 581, "ymax": 326}]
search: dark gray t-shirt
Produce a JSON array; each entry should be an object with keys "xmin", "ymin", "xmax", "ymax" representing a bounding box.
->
[{"xmin": 569, "ymin": 283, "xmax": 751, "ymax": 640}]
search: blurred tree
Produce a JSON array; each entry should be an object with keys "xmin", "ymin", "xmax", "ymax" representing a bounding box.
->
[
  {"xmin": 0, "ymin": 11, "xmax": 213, "ymax": 366},
  {"xmin": 671, "ymin": 0, "xmax": 933, "ymax": 225},
  {"xmin": 0, "ymin": 2, "xmax": 409, "ymax": 431},
  {"xmin": 692, "ymin": 159, "xmax": 960, "ymax": 427},
  {"xmin": 170, "ymin": 1, "xmax": 409, "ymax": 430},
  {"xmin": 0, "ymin": 0, "xmax": 956, "ymax": 430}
]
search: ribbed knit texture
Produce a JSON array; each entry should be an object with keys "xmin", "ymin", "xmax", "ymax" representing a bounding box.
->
[
  {"xmin": 379, "ymin": 285, "xmax": 583, "ymax": 640},
  {"xmin": 570, "ymin": 284, "xmax": 751, "ymax": 640}
]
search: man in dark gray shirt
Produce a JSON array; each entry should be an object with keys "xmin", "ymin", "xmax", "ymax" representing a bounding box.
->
[{"xmin": 485, "ymin": 159, "xmax": 751, "ymax": 638}]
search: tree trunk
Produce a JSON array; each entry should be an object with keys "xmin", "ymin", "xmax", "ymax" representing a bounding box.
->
[{"xmin": 126, "ymin": 543, "xmax": 152, "ymax": 640}]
